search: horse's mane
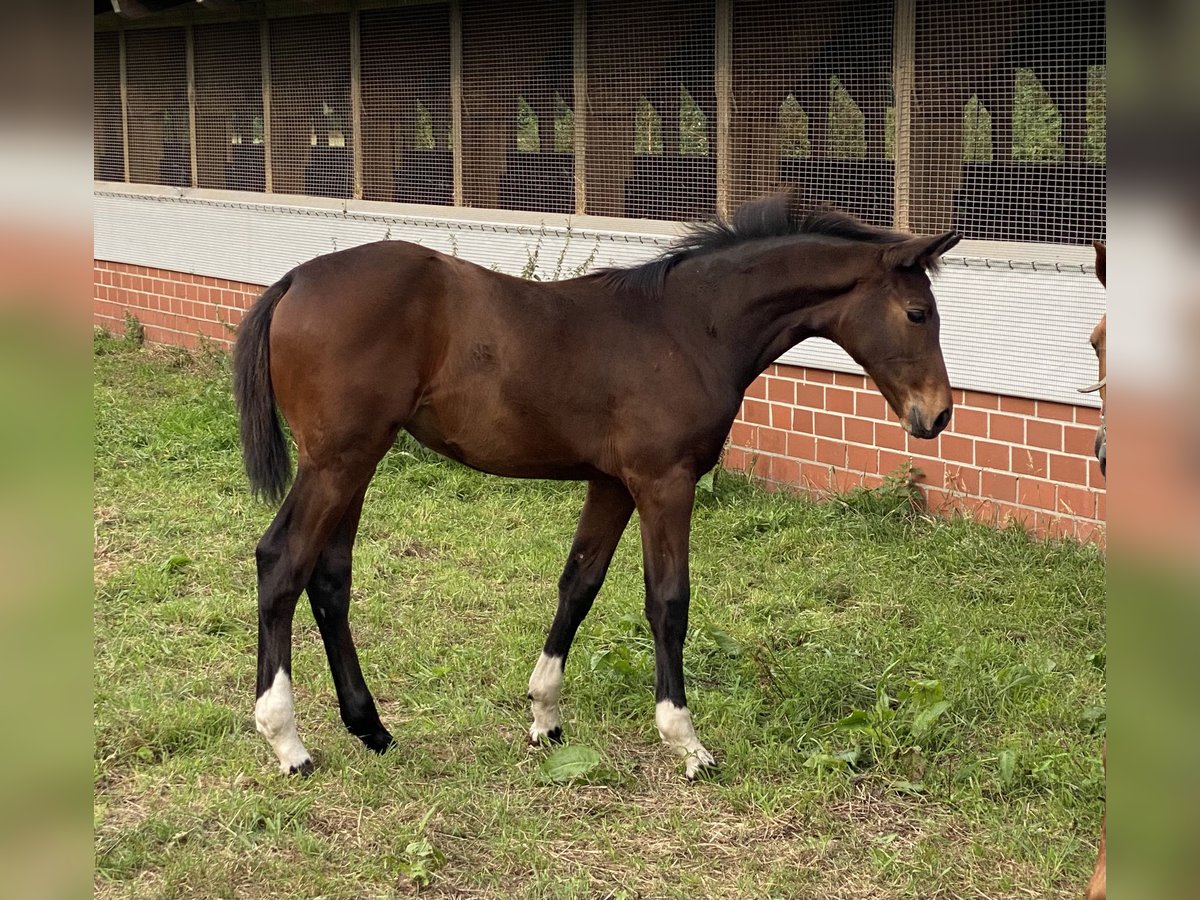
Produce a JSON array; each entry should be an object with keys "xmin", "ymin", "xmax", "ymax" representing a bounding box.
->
[{"xmin": 592, "ymin": 193, "xmax": 913, "ymax": 300}]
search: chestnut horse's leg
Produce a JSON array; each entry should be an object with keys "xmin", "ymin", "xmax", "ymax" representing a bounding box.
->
[
  {"xmin": 528, "ymin": 479, "xmax": 634, "ymax": 743},
  {"xmin": 306, "ymin": 482, "xmax": 395, "ymax": 755},
  {"xmin": 634, "ymin": 469, "xmax": 715, "ymax": 779},
  {"xmin": 254, "ymin": 464, "xmax": 369, "ymax": 774}
]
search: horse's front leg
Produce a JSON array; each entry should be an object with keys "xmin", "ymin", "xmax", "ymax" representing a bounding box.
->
[{"xmin": 632, "ymin": 468, "xmax": 715, "ymax": 779}]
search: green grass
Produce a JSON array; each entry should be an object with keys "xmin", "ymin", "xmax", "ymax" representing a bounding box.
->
[{"xmin": 93, "ymin": 330, "xmax": 1105, "ymax": 899}]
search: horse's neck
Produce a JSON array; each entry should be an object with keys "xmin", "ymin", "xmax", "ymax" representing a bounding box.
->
[{"xmin": 685, "ymin": 242, "xmax": 864, "ymax": 389}]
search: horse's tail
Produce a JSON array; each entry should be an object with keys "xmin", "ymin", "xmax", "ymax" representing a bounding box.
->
[{"xmin": 233, "ymin": 272, "xmax": 294, "ymax": 504}]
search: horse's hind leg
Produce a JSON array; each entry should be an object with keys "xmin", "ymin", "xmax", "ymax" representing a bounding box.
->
[
  {"xmin": 528, "ymin": 479, "xmax": 634, "ymax": 743},
  {"xmin": 306, "ymin": 482, "xmax": 395, "ymax": 754},
  {"xmin": 254, "ymin": 463, "xmax": 370, "ymax": 774}
]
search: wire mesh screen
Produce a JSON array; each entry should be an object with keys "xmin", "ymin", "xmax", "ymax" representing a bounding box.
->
[
  {"xmin": 585, "ymin": 0, "xmax": 715, "ymax": 220},
  {"xmin": 195, "ymin": 21, "xmax": 263, "ymax": 193},
  {"xmin": 269, "ymin": 14, "xmax": 352, "ymax": 199},
  {"xmin": 125, "ymin": 27, "xmax": 189, "ymax": 187},
  {"xmin": 731, "ymin": 0, "xmax": 894, "ymax": 225},
  {"xmin": 461, "ymin": 0, "xmax": 574, "ymax": 213},
  {"xmin": 910, "ymin": 0, "xmax": 1106, "ymax": 243},
  {"xmin": 94, "ymin": 31, "xmax": 124, "ymax": 182},
  {"xmin": 361, "ymin": 5, "xmax": 452, "ymax": 206}
]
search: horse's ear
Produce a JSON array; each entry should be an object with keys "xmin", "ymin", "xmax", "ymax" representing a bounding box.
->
[
  {"xmin": 1093, "ymin": 241, "xmax": 1106, "ymax": 287},
  {"xmin": 884, "ymin": 232, "xmax": 961, "ymax": 272}
]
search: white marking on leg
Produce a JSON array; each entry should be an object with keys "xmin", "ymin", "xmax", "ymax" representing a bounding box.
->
[
  {"xmin": 527, "ymin": 652, "xmax": 564, "ymax": 743},
  {"xmin": 656, "ymin": 700, "xmax": 715, "ymax": 779},
  {"xmin": 254, "ymin": 668, "xmax": 312, "ymax": 774}
]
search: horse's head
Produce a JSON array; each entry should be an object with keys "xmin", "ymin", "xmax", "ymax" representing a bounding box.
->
[
  {"xmin": 1079, "ymin": 241, "xmax": 1106, "ymax": 476},
  {"xmin": 836, "ymin": 231, "xmax": 960, "ymax": 439}
]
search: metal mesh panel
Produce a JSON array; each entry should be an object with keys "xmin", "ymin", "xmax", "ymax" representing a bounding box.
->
[
  {"xmin": 361, "ymin": 4, "xmax": 452, "ymax": 205},
  {"xmin": 125, "ymin": 27, "xmax": 189, "ymax": 187},
  {"xmin": 195, "ymin": 21, "xmax": 264, "ymax": 192},
  {"xmin": 461, "ymin": 0, "xmax": 574, "ymax": 213},
  {"xmin": 731, "ymin": 0, "xmax": 894, "ymax": 225},
  {"xmin": 94, "ymin": 31, "xmax": 124, "ymax": 182},
  {"xmin": 910, "ymin": 0, "xmax": 1106, "ymax": 243},
  {"xmin": 269, "ymin": 14, "xmax": 352, "ymax": 199},
  {"xmin": 585, "ymin": 0, "xmax": 715, "ymax": 221}
]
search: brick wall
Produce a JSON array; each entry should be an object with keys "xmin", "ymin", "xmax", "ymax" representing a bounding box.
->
[{"xmin": 94, "ymin": 259, "xmax": 1105, "ymax": 544}]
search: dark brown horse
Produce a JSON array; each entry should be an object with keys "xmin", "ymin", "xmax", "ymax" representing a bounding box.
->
[
  {"xmin": 233, "ymin": 194, "xmax": 958, "ymax": 778},
  {"xmin": 1081, "ymin": 240, "xmax": 1106, "ymax": 900}
]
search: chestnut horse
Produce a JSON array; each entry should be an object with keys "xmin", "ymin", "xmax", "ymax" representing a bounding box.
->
[
  {"xmin": 1081, "ymin": 240, "xmax": 1106, "ymax": 900},
  {"xmin": 233, "ymin": 194, "xmax": 958, "ymax": 778}
]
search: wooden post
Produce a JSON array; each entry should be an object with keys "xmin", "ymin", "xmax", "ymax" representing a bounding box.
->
[
  {"xmin": 572, "ymin": 0, "xmax": 587, "ymax": 215},
  {"xmin": 350, "ymin": 5, "xmax": 363, "ymax": 200},
  {"xmin": 892, "ymin": 0, "xmax": 915, "ymax": 231},
  {"xmin": 260, "ymin": 17, "xmax": 273, "ymax": 193},
  {"xmin": 185, "ymin": 24, "xmax": 199, "ymax": 188},
  {"xmin": 450, "ymin": 0, "xmax": 464, "ymax": 206},
  {"xmin": 119, "ymin": 29, "xmax": 131, "ymax": 183},
  {"xmin": 715, "ymin": 0, "xmax": 732, "ymax": 220}
]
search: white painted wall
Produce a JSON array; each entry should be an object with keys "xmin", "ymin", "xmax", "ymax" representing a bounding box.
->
[{"xmin": 94, "ymin": 184, "xmax": 1104, "ymax": 407}]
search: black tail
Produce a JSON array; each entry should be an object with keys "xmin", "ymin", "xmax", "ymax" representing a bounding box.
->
[{"xmin": 233, "ymin": 272, "xmax": 294, "ymax": 504}]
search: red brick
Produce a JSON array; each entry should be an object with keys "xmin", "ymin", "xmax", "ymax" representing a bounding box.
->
[
  {"xmin": 909, "ymin": 456, "xmax": 945, "ymax": 488},
  {"xmin": 982, "ymin": 471, "xmax": 1018, "ymax": 502},
  {"xmin": 876, "ymin": 422, "xmax": 907, "ymax": 450},
  {"xmin": 825, "ymin": 388, "xmax": 856, "ymax": 414},
  {"xmin": 939, "ymin": 434, "xmax": 973, "ymax": 464},
  {"xmin": 795, "ymin": 383, "xmax": 825, "ymax": 409},
  {"xmin": 1056, "ymin": 485, "xmax": 1096, "ymax": 518},
  {"xmin": 770, "ymin": 403, "xmax": 792, "ymax": 430},
  {"xmin": 1011, "ymin": 448, "xmax": 1048, "ymax": 478},
  {"xmin": 844, "ymin": 417, "xmax": 874, "ymax": 445},
  {"xmin": 855, "ymin": 391, "xmax": 886, "ymax": 420},
  {"xmin": 730, "ymin": 422, "xmax": 755, "ymax": 448},
  {"xmin": 767, "ymin": 377, "xmax": 794, "ymax": 404},
  {"xmin": 989, "ymin": 413, "xmax": 1025, "ymax": 443},
  {"xmin": 1026, "ymin": 420, "xmax": 1063, "ymax": 451},
  {"xmin": 724, "ymin": 447, "xmax": 747, "ymax": 471},
  {"xmin": 878, "ymin": 450, "xmax": 913, "ymax": 478},
  {"xmin": 999, "ymin": 395, "xmax": 1036, "ymax": 415},
  {"xmin": 1018, "ymin": 478, "xmax": 1057, "ymax": 510},
  {"xmin": 951, "ymin": 408, "xmax": 988, "ymax": 437},
  {"xmin": 1075, "ymin": 405, "xmax": 1102, "ymax": 427},
  {"xmin": 1037, "ymin": 401, "xmax": 1075, "ymax": 422},
  {"xmin": 945, "ymin": 466, "xmax": 981, "ymax": 494},
  {"xmin": 963, "ymin": 390, "xmax": 1000, "ymax": 410},
  {"xmin": 1095, "ymin": 492, "xmax": 1106, "ymax": 521},
  {"xmin": 847, "ymin": 444, "xmax": 879, "ymax": 473},
  {"xmin": 787, "ymin": 433, "xmax": 816, "ymax": 460},
  {"xmin": 759, "ymin": 427, "xmax": 787, "ymax": 455},
  {"xmin": 800, "ymin": 462, "xmax": 832, "ymax": 491},
  {"xmin": 975, "ymin": 440, "xmax": 1010, "ymax": 470},
  {"xmin": 791, "ymin": 407, "xmax": 814, "ymax": 433},
  {"xmin": 805, "ymin": 369, "xmax": 836, "ymax": 384},
  {"xmin": 744, "ymin": 377, "xmax": 767, "ymax": 400},
  {"xmin": 833, "ymin": 371, "xmax": 864, "ymax": 388},
  {"xmin": 1049, "ymin": 453, "xmax": 1088, "ymax": 485},
  {"xmin": 768, "ymin": 455, "xmax": 800, "ymax": 485},
  {"xmin": 816, "ymin": 438, "xmax": 846, "ymax": 467},
  {"xmin": 1089, "ymin": 459, "xmax": 1105, "ymax": 489},
  {"xmin": 1063, "ymin": 424, "xmax": 1099, "ymax": 456},
  {"xmin": 743, "ymin": 399, "xmax": 770, "ymax": 426},
  {"xmin": 813, "ymin": 413, "xmax": 843, "ymax": 439}
]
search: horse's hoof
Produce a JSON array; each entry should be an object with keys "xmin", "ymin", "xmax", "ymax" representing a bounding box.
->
[
  {"xmin": 529, "ymin": 725, "xmax": 563, "ymax": 746},
  {"xmin": 286, "ymin": 758, "xmax": 315, "ymax": 777},
  {"xmin": 684, "ymin": 748, "xmax": 717, "ymax": 781},
  {"xmin": 359, "ymin": 730, "xmax": 397, "ymax": 755}
]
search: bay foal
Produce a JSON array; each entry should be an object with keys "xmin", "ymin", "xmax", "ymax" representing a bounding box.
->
[{"xmin": 234, "ymin": 195, "xmax": 958, "ymax": 778}]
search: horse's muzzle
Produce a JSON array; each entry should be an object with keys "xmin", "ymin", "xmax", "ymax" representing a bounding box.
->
[{"xmin": 1095, "ymin": 422, "xmax": 1106, "ymax": 478}]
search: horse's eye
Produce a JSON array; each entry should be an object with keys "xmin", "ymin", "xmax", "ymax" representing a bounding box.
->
[{"xmin": 906, "ymin": 308, "xmax": 927, "ymax": 324}]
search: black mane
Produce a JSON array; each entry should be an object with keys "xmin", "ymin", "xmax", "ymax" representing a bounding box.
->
[{"xmin": 594, "ymin": 194, "xmax": 910, "ymax": 299}]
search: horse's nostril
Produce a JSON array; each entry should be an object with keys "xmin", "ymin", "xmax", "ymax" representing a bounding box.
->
[{"xmin": 932, "ymin": 408, "xmax": 952, "ymax": 434}]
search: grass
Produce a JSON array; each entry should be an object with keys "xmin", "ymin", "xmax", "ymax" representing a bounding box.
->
[{"xmin": 93, "ymin": 330, "xmax": 1105, "ymax": 899}]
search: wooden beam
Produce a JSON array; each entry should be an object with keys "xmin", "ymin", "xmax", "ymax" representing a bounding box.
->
[
  {"xmin": 260, "ymin": 17, "xmax": 273, "ymax": 193},
  {"xmin": 714, "ymin": 0, "xmax": 731, "ymax": 220},
  {"xmin": 450, "ymin": 0, "xmax": 463, "ymax": 206},
  {"xmin": 119, "ymin": 29, "xmax": 131, "ymax": 183},
  {"xmin": 350, "ymin": 5, "xmax": 363, "ymax": 200},
  {"xmin": 572, "ymin": 0, "xmax": 587, "ymax": 215},
  {"xmin": 892, "ymin": 0, "xmax": 915, "ymax": 231},
  {"xmin": 185, "ymin": 24, "xmax": 198, "ymax": 188}
]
